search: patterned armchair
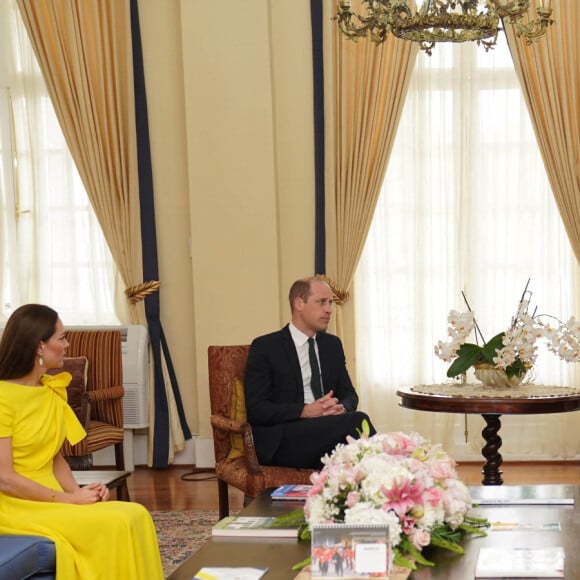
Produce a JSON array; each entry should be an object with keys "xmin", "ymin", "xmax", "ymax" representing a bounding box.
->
[
  {"xmin": 59, "ymin": 330, "xmax": 125, "ymax": 473},
  {"xmin": 208, "ymin": 345, "xmax": 315, "ymax": 519}
]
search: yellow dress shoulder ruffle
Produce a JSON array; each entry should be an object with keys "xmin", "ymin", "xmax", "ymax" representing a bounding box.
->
[{"xmin": 42, "ymin": 372, "xmax": 86, "ymax": 446}]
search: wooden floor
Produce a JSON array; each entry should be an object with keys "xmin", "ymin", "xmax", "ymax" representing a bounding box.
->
[{"xmin": 125, "ymin": 461, "xmax": 579, "ymax": 511}]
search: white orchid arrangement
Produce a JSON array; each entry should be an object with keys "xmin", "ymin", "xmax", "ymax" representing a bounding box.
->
[{"xmin": 435, "ymin": 281, "xmax": 580, "ymax": 379}]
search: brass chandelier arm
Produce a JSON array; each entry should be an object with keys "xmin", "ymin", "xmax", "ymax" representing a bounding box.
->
[
  {"xmin": 336, "ymin": 0, "xmax": 413, "ymax": 44},
  {"xmin": 497, "ymin": 7, "xmax": 554, "ymax": 44},
  {"xmin": 490, "ymin": 0, "xmax": 540, "ymax": 20},
  {"xmin": 513, "ymin": 15, "xmax": 553, "ymax": 45}
]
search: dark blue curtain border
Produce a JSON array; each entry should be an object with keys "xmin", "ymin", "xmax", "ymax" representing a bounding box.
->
[
  {"xmin": 130, "ymin": 0, "xmax": 191, "ymax": 468},
  {"xmin": 311, "ymin": 0, "xmax": 326, "ymax": 275}
]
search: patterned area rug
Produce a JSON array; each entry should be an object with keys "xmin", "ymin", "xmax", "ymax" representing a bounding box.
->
[{"xmin": 151, "ymin": 510, "xmax": 218, "ymax": 578}]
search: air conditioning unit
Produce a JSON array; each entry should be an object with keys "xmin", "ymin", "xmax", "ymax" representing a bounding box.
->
[
  {"xmin": 67, "ymin": 324, "xmax": 150, "ymax": 429},
  {"xmin": 119, "ymin": 325, "xmax": 149, "ymax": 429}
]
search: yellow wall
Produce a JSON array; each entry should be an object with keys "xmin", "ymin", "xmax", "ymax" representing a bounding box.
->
[{"xmin": 139, "ymin": 0, "xmax": 317, "ymax": 441}]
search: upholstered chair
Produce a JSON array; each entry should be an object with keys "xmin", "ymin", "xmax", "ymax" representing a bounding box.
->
[
  {"xmin": 54, "ymin": 330, "xmax": 126, "ymax": 474},
  {"xmin": 208, "ymin": 345, "xmax": 315, "ymax": 520}
]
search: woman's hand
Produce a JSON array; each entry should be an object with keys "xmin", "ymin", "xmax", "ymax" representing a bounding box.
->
[
  {"xmin": 68, "ymin": 482, "xmax": 110, "ymax": 504},
  {"xmin": 86, "ymin": 482, "xmax": 110, "ymax": 502}
]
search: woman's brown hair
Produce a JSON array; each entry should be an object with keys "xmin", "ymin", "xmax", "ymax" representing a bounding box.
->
[{"xmin": 0, "ymin": 304, "xmax": 58, "ymax": 379}]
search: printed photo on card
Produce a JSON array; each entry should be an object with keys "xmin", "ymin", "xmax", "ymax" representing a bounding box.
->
[{"xmin": 310, "ymin": 523, "xmax": 391, "ymax": 580}]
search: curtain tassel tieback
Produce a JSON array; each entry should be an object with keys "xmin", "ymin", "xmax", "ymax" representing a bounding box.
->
[
  {"xmin": 125, "ymin": 280, "xmax": 160, "ymax": 304},
  {"xmin": 315, "ymin": 274, "xmax": 350, "ymax": 306}
]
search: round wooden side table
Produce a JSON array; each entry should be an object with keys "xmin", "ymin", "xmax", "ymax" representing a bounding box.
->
[{"xmin": 397, "ymin": 384, "xmax": 580, "ymax": 485}]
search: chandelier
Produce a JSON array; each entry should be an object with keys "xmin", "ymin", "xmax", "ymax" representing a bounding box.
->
[{"xmin": 336, "ymin": 0, "xmax": 554, "ymax": 55}]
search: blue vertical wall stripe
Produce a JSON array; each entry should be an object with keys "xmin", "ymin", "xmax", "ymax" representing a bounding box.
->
[
  {"xmin": 130, "ymin": 0, "xmax": 191, "ymax": 468},
  {"xmin": 310, "ymin": 0, "xmax": 326, "ymax": 274}
]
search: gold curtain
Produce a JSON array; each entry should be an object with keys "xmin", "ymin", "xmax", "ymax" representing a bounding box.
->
[
  {"xmin": 505, "ymin": 0, "xmax": 580, "ymax": 263},
  {"xmin": 16, "ymin": 0, "xmax": 188, "ymax": 464},
  {"xmin": 16, "ymin": 0, "xmax": 145, "ymax": 324},
  {"xmin": 323, "ymin": 1, "xmax": 419, "ymax": 305}
]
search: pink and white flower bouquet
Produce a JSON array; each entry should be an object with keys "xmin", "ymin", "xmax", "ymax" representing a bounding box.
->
[{"xmin": 303, "ymin": 429, "xmax": 488, "ymax": 570}]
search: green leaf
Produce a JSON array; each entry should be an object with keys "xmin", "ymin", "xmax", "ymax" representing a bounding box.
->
[
  {"xmin": 397, "ymin": 536, "xmax": 436, "ymax": 567},
  {"xmin": 403, "ymin": 545, "xmax": 435, "ymax": 567},
  {"xmin": 291, "ymin": 556, "xmax": 311, "ymax": 571},
  {"xmin": 356, "ymin": 418, "xmax": 371, "ymax": 437},
  {"xmin": 459, "ymin": 523, "xmax": 488, "ymax": 537},
  {"xmin": 393, "ymin": 549, "xmax": 418, "ymax": 570},
  {"xmin": 463, "ymin": 515, "xmax": 491, "ymax": 530},
  {"xmin": 272, "ymin": 508, "xmax": 306, "ymax": 528},
  {"xmin": 481, "ymin": 333, "xmax": 505, "ymax": 363},
  {"xmin": 446, "ymin": 343, "xmax": 483, "ymax": 377},
  {"xmin": 429, "ymin": 534, "xmax": 465, "ymax": 554},
  {"xmin": 505, "ymin": 358, "xmax": 527, "ymax": 378}
]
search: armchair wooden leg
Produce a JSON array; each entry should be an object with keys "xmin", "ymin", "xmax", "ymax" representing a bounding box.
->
[
  {"xmin": 217, "ymin": 478, "xmax": 229, "ymax": 520},
  {"xmin": 116, "ymin": 481, "xmax": 130, "ymax": 501},
  {"xmin": 114, "ymin": 442, "xmax": 126, "ymax": 471},
  {"xmin": 112, "ymin": 442, "xmax": 129, "ymax": 500}
]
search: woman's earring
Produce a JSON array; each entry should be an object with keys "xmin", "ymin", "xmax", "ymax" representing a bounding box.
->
[{"xmin": 39, "ymin": 357, "xmax": 44, "ymax": 366}]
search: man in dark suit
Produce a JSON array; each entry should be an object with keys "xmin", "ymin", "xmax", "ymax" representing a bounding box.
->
[{"xmin": 244, "ymin": 276, "xmax": 376, "ymax": 469}]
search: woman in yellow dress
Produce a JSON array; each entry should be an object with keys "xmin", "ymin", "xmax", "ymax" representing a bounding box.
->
[{"xmin": 0, "ymin": 304, "xmax": 164, "ymax": 579}]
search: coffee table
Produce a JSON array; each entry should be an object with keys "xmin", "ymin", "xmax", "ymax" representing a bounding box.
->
[{"xmin": 167, "ymin": 486, "xmax": 580, "ymax": 579}]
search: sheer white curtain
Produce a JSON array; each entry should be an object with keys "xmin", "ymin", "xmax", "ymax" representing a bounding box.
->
[
  {"xmin": 0, "ymin": 0, "xmax": 118, "ymax": 325},
  {"xmin": 354, "ymin": 36, "xmax": 580, "ymax": 460}
]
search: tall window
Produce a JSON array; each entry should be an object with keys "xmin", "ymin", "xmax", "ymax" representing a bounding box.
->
[
  {"xmin": 354, "ymin": 36, "xmax": 579, "ymax": 458},
  {"xmin": 0, "ymin": 1, "xmax": 118, "ymax": 325}
]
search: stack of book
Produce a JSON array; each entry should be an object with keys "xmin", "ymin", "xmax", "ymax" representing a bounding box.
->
[
  {"xmin": 270, "ymin": 484, "xmax": 312, "ymax": 501},
  {"xmin": 211, "ymin": 516, "xmax": 299, "ymax": 538}
]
